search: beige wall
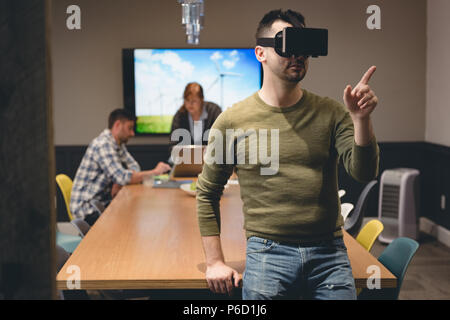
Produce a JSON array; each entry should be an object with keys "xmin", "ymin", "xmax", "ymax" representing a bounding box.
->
[
  {"xmin": 52, "ymin": 0, "xmax": 427, "ymax": 145},
  {"xmin": 426, "ymin": 0, "xmax": 450, "ymax": 147}
]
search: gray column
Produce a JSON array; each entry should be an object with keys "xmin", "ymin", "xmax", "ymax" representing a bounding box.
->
[{"xmin": 0, "ymin": 0, "xmax": 56, "ymax": 299}]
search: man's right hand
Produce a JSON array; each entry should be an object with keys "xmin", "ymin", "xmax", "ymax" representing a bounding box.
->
[
  {"xmin": 205, "ymin": 261, "xmax": 240, "ymax": 295},
  {"xmin": 130, "ymin": 162, "xmax": 171, "ymax": 184},
  {"xmin": 153, "ymin": 162, "xmax": 171, "ymax": 175},
  {"xmin": 111, "ymin": 183, "xmax": 122, "ymax": 198}
]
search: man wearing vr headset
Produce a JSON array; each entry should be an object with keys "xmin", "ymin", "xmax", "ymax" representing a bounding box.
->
[{"xmin": 197, "ymin": 9, "xmax": 379, "ymax": 300}]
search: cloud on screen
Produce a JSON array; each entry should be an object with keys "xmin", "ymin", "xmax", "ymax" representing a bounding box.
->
[
  {"xmin": 222, "ymin": 50, "xmax": 240, "ymax": 69},
  {"xmin": 135, "ymin": 50, "xmax": 192, "ymax": 116}
]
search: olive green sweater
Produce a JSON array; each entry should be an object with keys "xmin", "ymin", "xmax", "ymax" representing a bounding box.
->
[{"xmin": 196, "ymin": 90, "xmax": 379, "ymax": 243}]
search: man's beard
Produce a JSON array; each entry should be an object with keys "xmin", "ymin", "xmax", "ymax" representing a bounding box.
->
[
  {"xmin": 284, "ymin": 71, "xmax": 306, "ymax": 83},
  {"xmin": 119, "ymin": 135, "xmax": 129, "ymax": 144},
  {"xmin": 283, "ymin": 62, "xmax": 307, "ymax": 83}
]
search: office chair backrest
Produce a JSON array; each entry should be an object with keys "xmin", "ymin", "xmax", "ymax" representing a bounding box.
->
[
  {"xmin": 378, "ymin": 237, "xmax": 419, "ymax": 300},
  {"xmin": 56, "ymin": 174, "xmax": 74, "ymax": 221},
  {"xmin": 90, "ymin": 199, "xmax": 105, "ymax": 214},
  {"xmin": 340, "ymin": 203, "xmax": 354, "ymax": 222},
  {"xmin": 358, "ymin": 237, "xmax": 419, "ymax": 300},
  {"xmin": 356, "ymin": 219, "xmax": 384, "ymax": 251},
  {"xmin": 70, "ymin": 219, "xmax": 91, "ymax": 238},
  {"xmin": 344, "ymin": 180, "xmax": 378, "ymax": 237},
  {"xmin": 71, "ymin": 218, "xmax": 91, "ymax": 238},
  {"xmin": 56, "ymin": 244, "xmax": 70, "ymax": 273},
  {"xmin": 56, "ymin": 230, "xmax": 82, "ymax": 253}
]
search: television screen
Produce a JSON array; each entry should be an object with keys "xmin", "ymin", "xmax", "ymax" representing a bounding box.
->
[{"xmin": 123, "ymin": 48, "xmax": 262, "ymax": 135}]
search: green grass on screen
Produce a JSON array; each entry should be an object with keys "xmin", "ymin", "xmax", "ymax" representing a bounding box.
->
[{"xmin": 136, "ymin": 115, "xmax": 173, "ymax": 134}]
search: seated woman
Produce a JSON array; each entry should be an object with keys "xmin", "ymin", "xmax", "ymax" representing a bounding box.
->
[{"xmin": 170, "ymin": 82, "xmax": 222, "ymax": 146}]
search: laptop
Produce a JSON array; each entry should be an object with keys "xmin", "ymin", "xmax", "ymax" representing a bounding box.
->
[{"xmin": 169, "ymin": 145, "xmax": 206, "ymax": 178}]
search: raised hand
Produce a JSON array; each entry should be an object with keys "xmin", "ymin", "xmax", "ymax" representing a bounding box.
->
[{"xmin": 343, "ymin": 66, "xmax": 378, "ymax": 120}]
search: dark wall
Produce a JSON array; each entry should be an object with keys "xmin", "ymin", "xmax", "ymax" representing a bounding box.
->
[
  {"xmin": 55, "ymin": 142, "xmax": 450, "ymax": 230},
  {"xmin": 339, "ymin": 142, "xmax": 449, "ymax": 229},
  {"xmin": 421, "ymin": 143, "xmax": 450, "ymax": 228},
  {"xmin": 0, "ymin": 0, "xmax": 55, "ymax": 299}
]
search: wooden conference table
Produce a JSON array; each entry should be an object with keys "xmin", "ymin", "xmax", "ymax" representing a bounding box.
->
[{"xmin": 57, "ymin": 183, "xmax": 396, "ymax": 290}]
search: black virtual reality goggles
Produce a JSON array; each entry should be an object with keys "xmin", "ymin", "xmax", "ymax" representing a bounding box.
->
[{"xmin": 257, "ymin": 27, "xmax": 328, "ymax": 58}]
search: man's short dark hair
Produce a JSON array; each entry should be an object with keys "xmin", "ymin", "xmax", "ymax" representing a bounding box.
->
[
  {"xmin": 108, "ymin": 108, "xmax": 137, "ymax": 129},
  {"xmin": 255, "ymin": 9, "xmax": 306, "ymax": 40}
]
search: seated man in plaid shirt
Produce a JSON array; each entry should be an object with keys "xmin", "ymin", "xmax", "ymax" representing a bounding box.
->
[{"xmin": 70, "ymin": 109, "xmax": 171, "ymax": 226}]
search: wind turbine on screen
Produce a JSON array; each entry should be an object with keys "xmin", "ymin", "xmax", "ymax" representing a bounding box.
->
[
  {"xmin": 207, "ymin": 60, "xmax": 242, "ymax": 108},
  {"xmin": 150, "ymin": 88, "xmax": 182, "ymax": 117}
]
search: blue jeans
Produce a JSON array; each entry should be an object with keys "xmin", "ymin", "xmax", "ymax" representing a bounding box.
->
[{"xmin": 242, "ymin": 236, "xmax": 356, "ymax": 300}]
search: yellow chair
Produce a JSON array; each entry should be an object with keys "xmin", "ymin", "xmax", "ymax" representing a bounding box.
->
[
  {"xmin": 355, "ymin": 219, "xmax": 384, "ymax": 296},
  {"xmin": 56, "ymin": 174, "xmax": 74, "ymax": 221},
  {"xmin": 356, "ymin": 219, "xmax": 384, "ymax": 252}
]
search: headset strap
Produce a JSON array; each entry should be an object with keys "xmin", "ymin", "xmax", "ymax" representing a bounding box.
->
[{"xmin": 256, "ymin": 38, "xmax": 275, "ymax": 48}]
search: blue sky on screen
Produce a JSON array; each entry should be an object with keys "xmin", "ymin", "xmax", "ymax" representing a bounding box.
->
[{"xmin": 134, "ymin": 49, "xmax": 261, "ymax": 117}]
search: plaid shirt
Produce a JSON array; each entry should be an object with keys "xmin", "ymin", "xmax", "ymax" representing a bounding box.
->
[{"xmin": 70, "ymin": 129, "xmax": 140, "ymax": 219}]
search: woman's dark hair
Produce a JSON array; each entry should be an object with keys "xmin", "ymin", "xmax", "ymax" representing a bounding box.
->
[
  {"xmin": 255, "ymin": 9, "xmax": 306, "ymax": 39},
  {"xmin": 108, "ymin": 108, "xmax": 137, "ymax": 129},
  {"xmin": 179, "ymin": 82, "xmax": 204, "ymax": 113}
]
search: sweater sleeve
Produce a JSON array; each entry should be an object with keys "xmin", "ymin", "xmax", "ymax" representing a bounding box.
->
[
  {"xmin": 196, "ymin": 111, "xmax": 234, "ymax": 236},
  {"xmin": 334, "ymin": 104, "xmax": 380, "ymax": 183}
]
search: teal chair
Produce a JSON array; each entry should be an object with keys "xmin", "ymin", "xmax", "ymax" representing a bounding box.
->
[
  {"xmin": 359, "ymin": 237, "xmax": 419, "ymax": 300},
  {"xmin": 56, "ymin": 230, "xmax": 82, "ymax": 253}
]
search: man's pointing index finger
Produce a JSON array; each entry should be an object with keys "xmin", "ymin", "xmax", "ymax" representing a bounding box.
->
[{"xmin": 359, "ymin": 66, "xmax": 377, "ymax": 85}]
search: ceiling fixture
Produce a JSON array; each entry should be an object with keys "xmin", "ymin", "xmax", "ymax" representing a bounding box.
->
[{"xmin": 178, "ymin": 0, "xmax": 204, "ymax": 45}]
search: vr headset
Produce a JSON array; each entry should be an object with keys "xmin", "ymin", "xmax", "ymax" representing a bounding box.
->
[{"xmin": 257, "ymin": 27, "xmax": 328, "ymax": 58}]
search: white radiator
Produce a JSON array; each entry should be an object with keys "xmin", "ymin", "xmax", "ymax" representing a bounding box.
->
[{"xmin": 378, "ymin": 168, "xmax": 420, "ymax": 243}]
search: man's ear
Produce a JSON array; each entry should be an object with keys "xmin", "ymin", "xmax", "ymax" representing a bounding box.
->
[
  {"xmin": 111, "ymin": 119, "xmax": 122, "ymax": 132},
  {"xmin": 255, "ymin": 46, "xmax": 266, "ymax": 63}
]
